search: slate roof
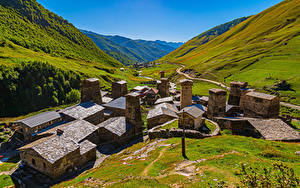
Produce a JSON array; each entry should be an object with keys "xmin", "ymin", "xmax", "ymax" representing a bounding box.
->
[
  {"xmin": 133, "ymin": 86, "xmax": 149, "ymax": 91},
  {"xmin": 31, "ymin": 135, "xmax": 79, "ymax": 164},
  {"xmin": 18, "ymin": 111, "xmax": 62, "ymax": 128},
  {"xmin": 154, "ymin": 96, "xmax": 174, "ymax": 105},
  {"xmin": 155, "ymin": 103, "xmax": 178, "ymax": 113},
  {"xmin": 147, "ymin": 107, "xmax": 178, "ymax": 120},
  {"xmin": 101, "ymin": 90, "xmax": 108, "ymax": 97},
  {"xmin": 61, "ymin": 102, "xmax": 104, "ymax": 120},
  {"xmin": 103, "ymin": 97, "xmax": 126, "ymax": 110},
  {"xmin": 62, "ymin": 120, "xmax": 99, "ymax": 143},
  {"xmin": 79, "ymin": 140, "xmax": 97, "ymax": 155},
  {"xmin": 97, "ymin": 117, "xmax": 133, "ymax": 137},
  {"xmin": 246, "ymin": 92, "xmax": 277, "ymax": 100},
  {"xmin": 102, "ymin": 96, "xmax": 113, "ymax": 104},
  {"xmin": 86, "ymin": 78, "xmax": 99, "ymax": 82},
  {"xmin": 192, "ymin": 96, "xmax": 201, "ymax": 101},
  {"xmin": 209, "ymin": 88, "xmax": 227, "ymax": 94},
  {"xmin": 180, "ymin": 79, "xmax": 193, "ymax": 84},
  {"xmin": 247, "ymin": 118, "xmax": 300, "ymax": 141},
  {"xmin": 117, "ymin": 80, "xmax": 127, "ymax": 85},
  {"xmin": 179, "ymin": 105, "xmax": 204, "ymax": 119},
  {"xmin": 199, "ymin": 96, "xmax": 209, "ymax": 102}
]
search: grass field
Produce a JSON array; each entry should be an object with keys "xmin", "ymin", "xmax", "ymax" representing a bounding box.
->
[
  {"xmin": 56, "ymin": 135, "xmax": 300, "ymax": 187},
  {"xmin": 140, "ymin": 63, "xmax": 179, "ymax": 80},
  {"xmin": 158, "ymin": 0, "xmax": 300, "ymax": 105}
]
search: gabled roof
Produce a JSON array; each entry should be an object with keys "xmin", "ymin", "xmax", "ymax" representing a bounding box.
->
[
  {"xmin": 18, "ymin": 111, "xmax": 62, "ymax": 128},
  {"xmin": 103, "ymin": 97, "xmax": 126, "ymax": 110},
  {"xmin": 144, "ymin": 88, "xmax": 158, "ymax": 95},
  {"xmin": 154, "ymin": 96, "xmax": 174, "ymax": 105},
  {"xmin": 147, "ymin": 107, "xmax": 178, "ymax": 120},
  {"xmin": 97, "ymin": 117, "xmax": 133, "ymax": 137},
  {"xmin": 102, "ymin": 96, "xmax": 113, "ymax": 104},
  {"xmin": 31, "ymin": 135, "xmax": 79, "ymax": 164},
  {"xmin": 62, "ymin": 120, "xmax": 99, "ymax": 143},
  {"xmin": 155, "ymin": 103, "xmax": 178, "ymax": 113},
  {"xmin": 79, "ymin": 140, "xmax": 97, "ymax": 155},
  {"xmin": 246, "ymin": 92, "xmax": 277, "ymax": 100},
  {"xmin": 133, "ymin": 85, "xmax": 150, "ymax": 91},
  {"xmin": 179, "ymin": 105, "xmax": 204, "ymax": 119},
  {"xmin": 61, "ymin": 102, "xmax": 104, "ymax": 120}
]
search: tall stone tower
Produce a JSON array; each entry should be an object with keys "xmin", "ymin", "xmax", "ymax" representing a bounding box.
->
[
  {"xmin": 228, "ymin": 81, "xmax": 248, "ymax": 106},
  {"xmin": 125, "ymin": 92, "xmax": 143, "ymax": 135},
  {"xmin": 207, "ymin": 88, "xmax": 227, "ymax": 118},
  {"xmin": 180, "ymin": 79, "xmax": 193, "ymax": 109},
  {"xmin": 81, "ymin": 78, "xmax": 102, "ymax": 104},
  {"xmin": 112, "ymin": 80, "xmax": 128, "ymax": 99},
  {"xmin": 157, "ymin": 78, "xmax": 170, "ymax": 98},
  {"xmin": 160, "ymin": 71, "xmax": 165, "ymax": 78}
]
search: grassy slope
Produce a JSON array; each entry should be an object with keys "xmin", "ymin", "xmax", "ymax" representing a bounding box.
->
[
  {"xmin": 57, "ymin": 136, "xmax": 300, "ymax": 187},
  {"xmin": 159, "ymin": 0, "xmax": 300, "ymax": 105},
  {"xmin": 0, "ymin": 0, "xmax": 146, "ymax": 89}
]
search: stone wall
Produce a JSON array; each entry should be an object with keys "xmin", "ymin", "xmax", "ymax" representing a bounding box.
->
[
  {"xmin": 157, "ymin": 78, "xmax": 170, "ymax": 98},
  {"xmin": 126, "ymin": 93, "xmax": 143, "ymax": 135},
  {"xmin": 242, "ymin": 93, "xmax": 280, "ymax": 118},
  {"xmin": 84, "ymin": 111, "xmax": 105, "ymax": 125},
  {"xmin": 207, "ymin": 89, "xmax": 227, "ymax": 118},
  {"xmin": 112, "ymin": 81, "xmax": 128, "ymax": 99},
  {"xmin": 148, "ymin": 119, "xmax": 220, "ymax": 140},
  {"xmin": 81, "ymin": 78, "xmax": 102, "ymax": 104},
  {"xmin": 178, "ymin": 113, "xmax": 204, "ymax": 130},
  {"xmin": 147, "ymin": 115, "xmax": 178, "ymax": 130},
  {"xmin": 228, "ymin": 81, "xmax": 248, "ymax": 106}
]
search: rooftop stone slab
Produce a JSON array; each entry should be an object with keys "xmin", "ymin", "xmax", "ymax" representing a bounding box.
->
[
  {"xmin": 209, "ymin": 88, "xmax": 227, "ymax": 95},
  {"xmin": 246, "ymin": 92, "xmax": 278, "ymax": 100}
]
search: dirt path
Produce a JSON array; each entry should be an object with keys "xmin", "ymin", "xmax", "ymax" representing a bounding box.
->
[
  {"xmin": 142, "ymin": 147, "xmax": 167, "ymax": 176},
  {"xmin": 176, "ymin": 66, "xmax": 229, "ymax": 90}
]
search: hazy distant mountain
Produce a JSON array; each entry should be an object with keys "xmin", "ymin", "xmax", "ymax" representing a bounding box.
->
[{"xmin": 81, "ymin": 30, "xmax": 184, "ymax": 65}]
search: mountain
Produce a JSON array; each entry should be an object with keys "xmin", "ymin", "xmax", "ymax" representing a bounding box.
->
[
  {"xmin": 154, "ymin": 40, "xmax": 184, "ymax": 49},
  {"xmin": 81, "ymin": 30, "xmax": 184, "ymax": 65},
  {"xmin": 159, "ymin": 0, "xmax": 300, "ymax": 105},
  {"xmin": 0, "ymin": 0, "xmax": 122, "ymax": 68},
  {"xmin": 0, "ymin": 0, "xmax": 141, "ymax": 117}
]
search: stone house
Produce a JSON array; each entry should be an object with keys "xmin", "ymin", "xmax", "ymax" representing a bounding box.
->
[
  {"xmin": 207, "ymin": 88, "xmax": 227, "ymax": 118},
  {"xmin": 103, "ymin": 97, "xmax": 126, "ymax": 117},
  {"xmin": 178, "ymin": 105, "xmax": 205, "ymax": 130},
  {"xmin": 19, "ymin": 134, "xmax": 96, "ymax": 179},
  {"xmin": 154, "ymin": 96, "xmax": 174, "ymax": 105},
  {"xmin": 112, "ymin": 80, "xmax": 128, "ymax": 99},
  {"xmin": 143, "ymin": 88, "xmax": 158, "ymax": 105},
  {"xmin": 132, "ymin": 86, "xmax": 150, "ymax": 94},
  {"xmin": 97, "ymin": 117, "xmax": 135, "ymax": 144},
  {"xmin": 60, "ymin": 102, "xmax": 105, "ymax": 125},
  {"xmin": 61, "ymin": 119, "xmax": 101, "ymax": 145},
  {"xmin": 16, "ymin": 111, "xmax": 63, "ymax": 141},
  {"xmin": 241, "ymin": 92, "xmax": 280, "ymax": 118},
  {"xmin": 147, "ymin": 107, "xmax": 178, "ymax": 129}
]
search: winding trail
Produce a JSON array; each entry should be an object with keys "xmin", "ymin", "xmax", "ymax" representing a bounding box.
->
[
  {"xmin": 142, "ymin": 147, "xmax": 167, "ymax": 176},
  {"xmin": 176, "ymin": 65, "xmax": 229, "ymax": 90}
]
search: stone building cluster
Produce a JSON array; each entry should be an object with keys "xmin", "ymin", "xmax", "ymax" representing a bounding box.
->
[
  {"xmin": 17, "ymin": 78, "xmax": 144, "ymax": 179},
  {"xmin": 145, "ymin": 77, "xmax": 299, "ymax": 142},
  {"xmin": 14, "ymin": 73, "xmax": 300, "ymax": 180}
]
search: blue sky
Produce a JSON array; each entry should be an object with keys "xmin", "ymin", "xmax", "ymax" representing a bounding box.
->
[{"xmin": 37, "ymin": 0, "xmax": 282, "ymax": 42}]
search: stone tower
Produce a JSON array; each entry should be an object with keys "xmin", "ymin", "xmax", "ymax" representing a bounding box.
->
[
  {"xmin": 207, "ymin": 88, "xmax": 227, "ymax": 118},
  {"xmin": 112, "ymin": 80, "xmax": 128, "ymax": 99},
  {"xmin": 125, "ymin": 92, "xmax": 143, "ymax": 135},
  {"xmin": 180, "ymin": 79, "xmax": 193, "ymax": 109},
  {"xmin": 228, "ymin": 81, "xmax": 248, "ymax": 106},
  {"xmin": 157, "ymin": 78, "xmax": 170, "ymax": 98},
  {"xmin": 160, "ymin": 71, "xmax": 165, "ymax": 78},
  {"xmin": 81, "ymin": 78, "xmax": 102, "ymax": 104}
]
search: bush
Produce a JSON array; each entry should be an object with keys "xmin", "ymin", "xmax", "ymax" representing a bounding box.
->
[
  {"xmin": 66, "ymin": 89, "xmax": 81, "ymax": 103},
  {"xmin": 239, "ymin": 163, "xmax": 300, "ymax": 187}
]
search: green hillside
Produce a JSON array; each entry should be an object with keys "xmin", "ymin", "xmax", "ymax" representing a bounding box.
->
[
  {"xmin": 56, "ymin": 136, "xmax": 300, "ymax": 187},
  {"xmin": 159, "ymin": 0, "xmax": 300, "ymax": 105},
  {"xmin": 0, "ymin": 0, "xmax": 146, "ymax": 117}
]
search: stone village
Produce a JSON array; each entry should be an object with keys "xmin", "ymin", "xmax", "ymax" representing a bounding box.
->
[{"xmin": 2, "ymin": 71, "xmax": 300, "ymax": 184}]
